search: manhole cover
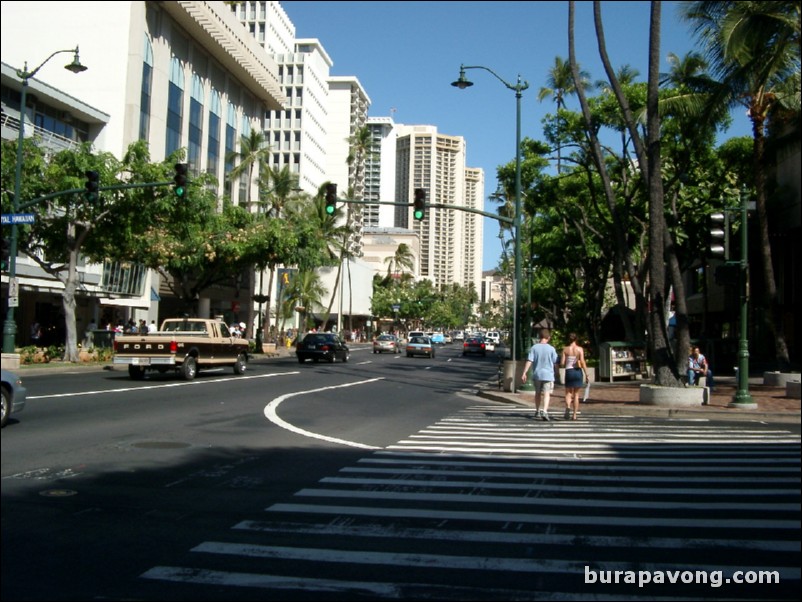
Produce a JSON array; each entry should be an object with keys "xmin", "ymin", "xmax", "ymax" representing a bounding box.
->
[{"xmin": 132, "ymin": 441, "xmax": 192, "ymax": 449}]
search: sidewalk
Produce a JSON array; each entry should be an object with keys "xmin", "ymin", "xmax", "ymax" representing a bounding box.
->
[{"xmin": 477, "ymin": 376, "xmax": 800, "ymax": 424}]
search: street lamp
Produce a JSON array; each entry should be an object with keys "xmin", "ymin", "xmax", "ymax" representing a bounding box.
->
[
  {"xmin": 728, "ymin": 187, "xmax": 755, "ymax": 408},
  {"xmin": 453, "ymin": 64, "xmax": 529, "ymax": 392},
  {"xmin": 3, "ymin": 47, "xmax": 87, "ymax": 355}
]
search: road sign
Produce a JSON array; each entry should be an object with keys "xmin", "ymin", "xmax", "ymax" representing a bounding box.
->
[{"xmin": 1, "ymin": 213, "xmax": 36, "ymax": 225}]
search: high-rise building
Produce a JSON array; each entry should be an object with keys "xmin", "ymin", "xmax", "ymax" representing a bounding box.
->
[
  {"xmin": 364, "ymin": 117, "xmax": 398, "ymax": 229},
  {"xmin": 394, "ymin": 125, "xmax": 482, "ymax": 292}
]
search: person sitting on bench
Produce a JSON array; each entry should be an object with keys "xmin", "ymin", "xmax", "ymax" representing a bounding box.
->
[{"xmin": 687, "ymin": 345, "xmax": 714, "ymax": 389}]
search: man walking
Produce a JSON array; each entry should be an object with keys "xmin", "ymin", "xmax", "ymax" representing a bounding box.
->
[{"xmin": 521, "ymin": 328, "xmax": 560, "ymax": 421}]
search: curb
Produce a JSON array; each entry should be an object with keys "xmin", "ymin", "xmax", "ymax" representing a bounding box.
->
[{"xmin": 475, "ymin": 387, "xmax": 801, "ymax": 425}]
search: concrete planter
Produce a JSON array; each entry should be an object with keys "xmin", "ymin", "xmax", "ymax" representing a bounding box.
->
[
  {"xmin": 501, "ymin": 360, "xmax": 529, "ymax": 393},
  {"xmin": 639, "ymin": 384, "xmax": 708, "ymax": 406},
  {"xmin": 763, "ymin": 371, "xmax": 801, "ymax": 387}
]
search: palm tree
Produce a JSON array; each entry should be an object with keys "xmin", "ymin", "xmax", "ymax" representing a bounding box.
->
[
  {"xmin": 283, "ymin": 269, "xmax": 326, "ymax": 333},
  {"xmin": 681, "ymin": 0, "xmax": 801, "ymax": 370},
  {"xmin": 225, "ymin": 129, "xmax": 271, "ymax": 340},
  {"xmin": 344, "ymin": 125, "xmax": 374, "ymax": 330},
  {"xmin": 257, "ymin": 165, "xmax": 300, "ymax": 344},
  {"xmin": 226, "ymin": 129, "xmax": 270, "ymax": 209},
  {"xmin": 538, "ymin": 56, "xmax": 594, "ymax": 172},
  {"xmin": 384, "ymin": 243, "xmax": 416, "ymax": 278}
]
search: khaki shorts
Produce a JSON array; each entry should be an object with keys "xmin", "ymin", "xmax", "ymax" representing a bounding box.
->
[{"xmin": 533, "ymin": 379, "xmax": 555, "ymax": 394}]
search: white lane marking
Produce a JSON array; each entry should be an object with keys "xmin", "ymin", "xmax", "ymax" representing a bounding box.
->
[
  {"xmin": 264, "ymin": 378, "xmax": 384, "ymax": 450},
  {"xmin": 27, "ymin": 371, "xmax": 299, "ymax": 400}
]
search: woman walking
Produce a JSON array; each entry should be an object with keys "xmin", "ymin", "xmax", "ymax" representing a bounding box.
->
[{"xmin": 561, "ymin": 333, "xmax": 589, "ymax": 420}]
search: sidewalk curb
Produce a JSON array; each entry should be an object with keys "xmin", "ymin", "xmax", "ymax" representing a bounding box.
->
[{"xmin": 475, "ymin": 386, "xmax": 801, "ymax": 425}]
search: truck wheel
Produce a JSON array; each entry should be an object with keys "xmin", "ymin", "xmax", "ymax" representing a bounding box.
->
[
  {"xmin": 181, "ymin": 356, "xmax": 197, "ymax": 380},
  {"xmin": 128, "ymin": 365, "xmax": 146, "ymax": 380},
  {"xmin": 233, "ymin": 353, "xmax": 247, "ymax": 375}
]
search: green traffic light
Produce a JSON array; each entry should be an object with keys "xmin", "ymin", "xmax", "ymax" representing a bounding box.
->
[
  {"xmin": 414, "ymin": 209, "xmax": 424, "ymax": 220},
  {"xmin": 325, "ymin": 204, "xmax": 335, "ymax": 215},
  {"xmin": 175, "ymin": 186, "xmax": 186, "ymax": 198}
]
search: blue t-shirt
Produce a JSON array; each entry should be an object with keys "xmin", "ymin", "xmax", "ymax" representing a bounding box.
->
[{"xmin": 527, "ymin": 342, "xmax": 558, "ymax": 381}]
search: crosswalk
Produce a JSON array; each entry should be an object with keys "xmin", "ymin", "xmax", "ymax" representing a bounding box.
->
[{"xmin": 141, "ymin": 406, "xmax": 801, "ymax": 600}]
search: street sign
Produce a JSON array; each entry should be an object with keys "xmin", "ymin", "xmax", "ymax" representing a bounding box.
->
[
  {"xmin": 1, "ymin": 213, "xmax": 36, "ymax": 225},
  {"xmin": 392, "ymin": 304, "xmax": 400, "ymax": 312}
]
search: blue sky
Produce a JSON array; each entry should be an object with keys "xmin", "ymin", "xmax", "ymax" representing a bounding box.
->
[{"xmin": 280, "ymin": 1, "xmax": 752, "ymax": 270}]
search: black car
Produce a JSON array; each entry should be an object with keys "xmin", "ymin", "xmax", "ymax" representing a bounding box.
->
[{"xmin": 296, "ymin": 332, "xmax": 350, "ymax": 363}]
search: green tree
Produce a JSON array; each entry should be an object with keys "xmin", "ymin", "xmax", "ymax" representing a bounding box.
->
[
  {"xmin": 384, "ymin": 243, "xmax": 415, "ymax": 278},
  {"xmin": 681, "ymin": 0, "xmax": 801, "ymax": 369},
  {"xmin": 538, "ymin": 56, "xmax": 594, "ymax": 173},
  {"xmin": 257, "ymin": 165, "xmax": 301, "ymax": 343}
]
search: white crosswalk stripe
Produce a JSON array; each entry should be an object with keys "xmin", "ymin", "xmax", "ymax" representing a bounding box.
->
[{"xmin": 141, "ymin": 406, "xmax": 801, "ymax": 600}]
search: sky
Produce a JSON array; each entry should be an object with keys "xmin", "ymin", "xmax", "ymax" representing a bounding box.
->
[{"xmin": 279, "ymin": 1, "xmax": 753, "ymax": 271}]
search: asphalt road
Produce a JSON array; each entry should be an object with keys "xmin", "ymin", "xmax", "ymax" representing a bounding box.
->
[{"xmin": 2, "ymin": 345, "xmax": 799, "ymax": 600}]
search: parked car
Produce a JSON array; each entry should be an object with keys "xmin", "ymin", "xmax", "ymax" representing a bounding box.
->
[
  {"xmin": 462, "ymin": 336, "xmax": 487, "ymax": 356},
  {"xmin": 296, "ymin": 332, "xmax": 350, "ymax": 363},
  {"xmin": 373, "ymin": 334, "xmax": 400, "ymax": 354},
  {"xmin": 406, "ymin": 335, "xmax": 436, "ymax": 358},
  {"xmin": 1, "ymin": 369, "xmax": 27, "ymax": 428},
  {"xmin": 443, "ymin": 332, "xmax": 453, "ymax": 344}
]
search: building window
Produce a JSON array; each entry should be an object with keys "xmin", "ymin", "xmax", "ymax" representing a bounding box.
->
[
  {"xmin": 165, "ymin": 57, "xmax": 185, "ymax": 157},
  {"xmin": 139, "ymin": 36, "xmax": 154, "ymax": 142},
  {"xmin": 207, "ymin": 90, "xmax": 221, "ymax": 181},
  {"xmin": 188, "ymin": 75, "xmax": 204, "ymax": 171}
]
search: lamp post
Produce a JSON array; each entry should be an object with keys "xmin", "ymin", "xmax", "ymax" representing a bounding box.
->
[
  {"xmin": 3, "ymin": 47, "xmax": 87, "ymax": 355},
  {"xmin": 453, "ymin": 64, "xmax": 528, "ymax": 392},
  {"xmin": 729, "ymin": 188, "xmax": 755, "ymax": 408}
]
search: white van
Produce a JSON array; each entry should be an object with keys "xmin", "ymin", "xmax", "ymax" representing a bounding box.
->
[{"xmin": 485, "ymin": 331, "xmax": 501, "ymax": 345}]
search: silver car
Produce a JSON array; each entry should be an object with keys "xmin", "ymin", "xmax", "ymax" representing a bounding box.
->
[{"xmin": 1, "ymin": 369, "xmax": 27, "ymax": 428}]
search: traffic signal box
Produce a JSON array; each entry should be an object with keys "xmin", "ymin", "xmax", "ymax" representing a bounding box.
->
[
  {"xmin": 413, "ymin": 188, "xmax": 426, "ymax": 221},
  {"xmin": 174, "ymin": 163, "xmax": 189, "ymax": 197},
  {"xmin": 325, "ymin": 183, "xmax": 337, "ymax": 215},
  {"xmin": 84, "ymin": 170, "xmax": 100, "ymax": 202}
]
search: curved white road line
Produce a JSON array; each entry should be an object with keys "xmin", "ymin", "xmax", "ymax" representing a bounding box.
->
[{"xmin": 264, "ymin": 378, "xmax": 384, "ymax": 450}]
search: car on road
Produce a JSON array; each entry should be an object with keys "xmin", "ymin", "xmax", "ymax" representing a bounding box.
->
[
  {"xmin": 430, "ymin": 332, "xmax": 446, "ymax": 345},
  {"xmin": 462, "ymin": 336, "xmax": 487, "ymax": 356},
  {"xmin": 1, "ymin": 369, "xmax": 27, "ymax": 428},
  {"xmin": 485, "ymin": 331, "xmax": 501, "ymax": 346},
  {"xmin": 406, "ymin": 335, "xmax": 436, "ymax": 358},
  {"xmin": 296, "ymin": 332, "xmax": 350, "ymax": 364},
  {"xmin": 373, "ymin": 334, "xmax": 401, "ymax": 354}
]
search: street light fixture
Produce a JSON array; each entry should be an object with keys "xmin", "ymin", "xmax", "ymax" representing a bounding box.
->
[
  {"xmin": 453, "ymin": 64, "xmax": 529, "ymax": 392},
  {"xmin": 3, "ymin": 47, "xmax": 87, "ymax": 355},
  {"xmin": 728, "ymin": 188, "xmax": 755, "ymax": 408}
]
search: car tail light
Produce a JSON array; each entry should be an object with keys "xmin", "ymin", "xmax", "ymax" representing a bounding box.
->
[
  {"xmin": 321, "ymin": 344, "xmax": 331, "ymax": 351},
  {"xmin": 481, "ymin": 343, "xmax": 486, "ymax": 349},
  {"xmin": 170, "ymin": 340, "xmax": 178, "ymax": 353}
]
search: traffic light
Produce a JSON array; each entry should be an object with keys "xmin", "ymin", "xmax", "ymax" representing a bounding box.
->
[
  {"xmin": 709, "ymin": 212, "xmax": 728, "ymax": 259},
  {"xmin": 84, "ymin": 170, "xmax": 100, "ymax": 202},
  {"xmin": 413, "ymin": 188, "xmax": 426, "ymax": 221},
  {"xmin": 174, "ymin": 163, "xmax": 189, "ymax": 198},
  {"xmin": 1, "ymin": 237, "xmax": 9, "ymax": 272},
  {"xmin": 325, "ymin": 183, "xmax": 337, "ymax": 215}
]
